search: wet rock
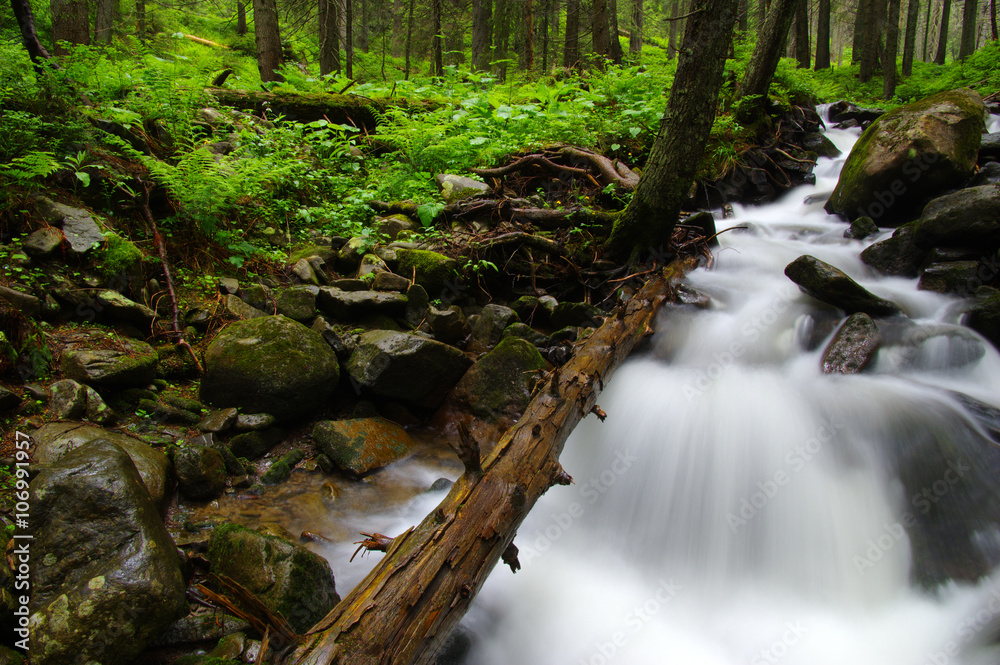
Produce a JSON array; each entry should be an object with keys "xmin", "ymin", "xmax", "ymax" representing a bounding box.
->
[
  {"xmin": 826, "ymin": 89, "xmax": 985, "ymax": 226},
  {"xmin": 436, "ymin": 173, "xmax": 490, "ymax": 203},
  {"xmin": 275, "ymin": 285, "xmax": 318, "ymax": 322},
  {"xmin": 801, "ymin": 131, "xmax": 842, "ymax": 159},
  {"xmin": 291, "ymin": 258, "xmax": 319, "ymax": 285},
  {"xmin": 198, "ymin": 408, "xmax": 238, "ymax": 433},
  {"xmin": 240, "ymin": 283, "xmax": 272, "ymax": 311},
  {"xmin": 208, "ymin": 524, "xmax": 339, "ymax": 633},
  {"xmin": 405, "ymin": 283, "xmax": 430, "ymax": 326},
  {"xmin": 918, "ymin": 261, "xmax": 983, "ymax": 295},
  {"xmin": 61, "ymin": 338, "xmax": 158, "ymax": 388},
  {"xmin": 224, "ymin": 293, "xmax": 266, "ymax": 320},
  {"xmin": 174, "ymin": 444, "xmax": 227, "ymax": 500},
  {"xmin": 427, "ymin": 305, "xmax": 470, "ymax": 345},
  {"xmin": 501, "ymin": 322, "xmax": 550, "ymax": 347},
  {"xmin": 317, "ymin": 287, "xmax": 408, "ymax": 319},
  {"xmin": 29, "ymin": 440, "xmax": 187, "ymax": 665},
  {"xmin": 96, "ymin": 290, "xmax": 156, "ymax": 327},
  {"xmin": 428, "ymin": 477, "xmax": 454, "ymax": 493},
  {"xmin": 329, "ymin": 277, "xmax": 368, "ymax": 292},
  {"xmin": 0, "ymin": 285, "xmax": 41, "ymax": 318},
  {"xmin": 200, "ymin": 316, "xmax": 339, "ymax": 422},
  {"xmin": 372, "ymin": 271, "xmax": 411, "ymax": 291},
  {"xmin": 310, "ymin": 316, "xmax": 356, "ymax": 360},
  {"xmin": 32, "ymin": 197, "xmax": 106, "ymax": 255},
  {"xmin": 911, "ymin": 185, "xmax": 1000, "ymax": 248},
  {"xmin": 511, "ymin": 295, "xmax": 557, "ymax": 326},
  {"xmin": 821, "ymin": 313, "xmax": 882, "ymax": 374},
  {"xmin": 827, "ymin": 101, "xmax": 884, "ymax": 127},
  {"xmin": 228, "ymin": 428, "xmax": 285, "ymax": 460},
  {"xmin": 156, "ymin": 344, "xmax": 201, "ymax": 381},
  {"xmin": 151, "ymin": 612, "xmax": 250, "ymax": 648},
  {"xmin": 785, "ymin": 254, "xmax": 901, "ymax": 316},
  {"xmin": 218, "ymin": 277, "xmax": 240, "ymax": 295},
  {"xmin": 970, "ymin": 161, "xmax": 1000, "ymax": 186},
  {"xmin": 23, "ymin": 227, "xmax": 64, "ymax": 258},
  {"xmin": 980, "ymin": 132, "xmax": 1000, "ymax": 162},
  {"xmin": 550, "ymin": 301, "xmax": 605, "ymax": 329},
  {"xmin": 260, "ymin": 449, "xmax": 305, "ymax": 484},
  {"xmin": 859, "ymin": 224, "xmax": 929, "ymax": 277},
  {"xmin": 188, "ymin": 433, "xmax": 245, "ymax": 476},
  {"xmin": 346, "ymin": 330, "xmax": 472, "ymax": 406},
  {"xmin": 84, "ymin": 385, "xmax": 115, "ymax": 424},
  {"xmin": 468, "ymin": 304, "xmax": 519, "ymax": 352},
  {"xmin": 844, "ymin": 215, "xmax": 879, "ymax": 240},
  {"xmin": 234, "ymin": 412, "xmax": 277, "ymax": 431},
  {"xmin": 49, "ymin": 379, "xmax": 88, "ymax": 419},
  {"xmin": 358, "ymin": 253, "xmax": 389, "ymax": 280},
  {"xmin": 376, "ymin": 214, "xmax": 419, "ymax": 240},
  {"xmin": 395, "ymin": 248, "xmax": 458, "ymax": 297},
  {"xmin": 31, "ymin": 422, "xmax": 172, "ymax": 508},
  {"xmin": 0, "ymin": 386, "xmax": 20, "ymax": 412},
  {"xmin": 313, "ymin": 417, "xmax": 413, "ymax": 476},
  {"xmin": 965, "ymin": 292, "xmax": 1000, "ymax": 349},
  {"xmin": 137, "ymin": 398, "xmax": 201, "ymax": 425}
]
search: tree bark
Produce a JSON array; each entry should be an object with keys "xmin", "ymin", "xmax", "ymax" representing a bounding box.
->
[
  {"xmin": 815, "ymin": 0, "xmax": 831, "ymax": 68},
  {"xmin": 922, "ymin": 0, "xmax": 932, "ymax": 59},
  {"xmin": 631, "ymin": 0, "xmax": 644, "ymax": 53},
  {"xmin": 50, "ymin": 0, "xmax": 89, "ymax": 54},
  {"xmin": 992, "ymin": 0, "xmax": 997, "ymax": 39},
  {"xmin": 883, "ymin": 0, "xmax": 901, "ymax": 97},
  {"xmin": 609, "ymin": 0, "xmax": 624, "ymax": 62},
  {"xmin": 959, "ymin": 0, "xmax": 978, "ymax": 57},
  {"xmin": 345, "ymin": 0, "xmax": 354, "ymax": 78},
  {"xmin": 667, "ymin": 0, "xmax": 680, "ymax": 57},
  {"xmin": 319, "ymin": 0, "xmax": 341, "ymax": 75},
  {"xmin": 11, "ymin": 0, "xmax": 56, "ymax": 74},
  {"xmin": 236, "ymin": 0, "xmax": 246, "ymax": 35},
  {"xmin": 738, "ymin": 0, "xmax": 748, "ymax": 30},
  {"xmin": 391, "ymin": 0, "xmax": 404, "ymax": 56},
  {"xmin": 519, "ymin": 0, "xmax": 535, "ymax": 69},
  {"xmin": 758, "ymin": 0, "xmax": 768, "ymax": 32},
  {"xmin": 593, "ymin": 0, "xmax": 611, "ymax": 62},
  {"xmin": 736, "ymin": 0, "xmax": 798, "ymax": 117},
  {"xmin": 540, "ymin": 0, "xmax": 550, "ymax": 68},
  {"xmin": 935, "ymin": 0, "xmax": 951, "ymax": 62},
  {"xmin": 494, "ymin": 0, "xmax": 510, "ymax": 78},
  {"xmin": 357, "ymin": 0, "xmax": 370, "ymax": 52},
  {"xmin": 794, "ymin": 0, "xmax": 810, "ymax": 66},
  {"xmin": 431, "ymin": 0, "xmax": 444, "ymax": 76},
  {"xmin": 95, "ymin": 0, "xmax": 116, "ymax": 43},
  {"xmin": 282, "ymin": 255, "xmax": 698, "ymax": 665},
  {"xmin": 565, "ymin": 0, "xmax": 580, "ymax": 66},
  {"xmin": 859, "ymin": 0, "xmax": 883, "ymax": 81},
  {"xmin": 252, "ymin": 0, "xmax": 283, "ymax": 82},
  {"xmin": 605, "ymin": 0, "xmax": 740, "ymax": 258},
  {"xmin": 404, "ymin": 0, "xmax": 414, "ymax": 78},
  {"xmin": 472, "ymin": 0, "xmax": 493, "ymax": 69},
  {"xmin": 901, "ymin": 0, "xmax": 919, "ymax": 73}
]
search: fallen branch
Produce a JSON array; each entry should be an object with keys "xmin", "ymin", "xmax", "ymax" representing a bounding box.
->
[
  {"xmin": 559, "ymin": 146, "xmax": 640, "ymax": 190},
  {"xmin": 470, "ymin": 154, "xmax": 590, "ymax": 180},
  {"xmin": 282, "ymin": 256, "xmax": 699, "ymax": 665},
  {"xmin": 474, "ymin": 231, "xmax": 567, "ymax": 257}
]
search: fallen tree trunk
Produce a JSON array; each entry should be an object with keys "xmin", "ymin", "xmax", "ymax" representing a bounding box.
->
[{"xmin": 282, "ymin": 255, "xmax": 698, "ymax": 665}]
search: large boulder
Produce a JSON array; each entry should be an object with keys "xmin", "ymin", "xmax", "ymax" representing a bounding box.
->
[
  {"xmin": 208, "ymin": 524, "xmax": 339, "ymax": 633},
  {"xmin": 29, "ymin": 440, "xmax": 188, "ymax": 665},
  {"xmin": 395, "ymin": 249, "xmax": 458, "ymax": 297},
  {"xmin": 33, "ymin": 196, "xmax": 106, "ymax": 255},
  {"xmin": 173, "ymin": 445, "xmax": 227, "ymax": 500},
  {"xmin": 312, "ymin": 417, "xmax": 413, "ymax": 476},
  {"xmin": 60, "ymin": 338, "xmax": 158, "ymax": 388},
  {"xmin": 859, "ymin": 224, "xmax": 929, "ymax": 277},
  {"xmin": 316, "ymin": 287, "xmax": 407, "ymax": 320},
  {"xmin": 31, "ymin": 422, "xmax": 172, "ymax": 509},
  {"xmin": 346, "ymin": 330, "xmax": 472, "ymax": 406},
  {"xmin": 443, "ymin": 337, "xmax": 548, "ymax": 424},
  {"xmin": 200, "ymin": 316, "xmax": 339, "ymax": 422},
  {"xmin": 910, "ymin": 184, "xmax": 1000, "ymax": 248},
  {"xmin": 825, "ymin": 89, "xmax": 985, "ymax": 226},
  {"xmin": 785, "ymin": 255, "xmax": 901, "ymax": 317}
]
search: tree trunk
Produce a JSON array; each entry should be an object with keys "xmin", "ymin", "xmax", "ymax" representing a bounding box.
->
[
  {"xmin": 922, "ymin": 0, "xmax": 933, "ymax": 58},
  {"xmin": 540, "ymin": 0, "xmax": 550, "ymax": 68},
  {"xmin": 357, "ymin": 0, "xmax": 370, "ymax": 52},
  {"xmin": 853, "ymin": 0, "xmax": 868, "ymax": 61},
  {"xmin": 794, "ymin": 0, "xmax": 810, "ymax": 66},
  {"xmin": 667, "ymin": 0, "xmax": 680, "ymax": 57},
  {"xmin": 445, "ymin": 0, "xmax": 464, "ymax": 65},
  {"xmin": 738, "ymin": 0, "xmax": 748, "ymax": 30},
  {"xmin": 345, "ymin": 0, "xmax": 354, "ymax": 77},
  {"xmin": 959, "ymin": 0, "xmax": 978, "ymax": 57},
  {"xmin": 519, "ymin": 0, "xmax": 535, "ymax": 69},
  {"xmin": 608, "ymin": 0, "xmax": 624, "ymax": 62},
  {"xmin": 935, "ymin": 0, "xmax": 951, "ymax": 62},
  {"xmin": 883, "ymin": 0, "xmax": 901, "ymax": 97},
  {"xmin": 236, "ymin": 0, "xmax": 246, "ymax": 35},
  {"xmin": 592, "ymin": 0, "xmax": 611, "ymax": 61},
  {"xmin": 11, "ymin": 0, "xmax": 56, "ymax": 74},
  {"xmin": 605, "ymin": 0, "xmax": 740, "ymax": 258},
  {"xmin": 631, "ymin": 0, "xmax": 644, "ymax": 53},
  {"xmin": 859, "ymin": 0, "xmax": 882, "ymax": 81},
  {"xmin": 404, "ymin": 0, "xmax": 414, "ymax": 78},
  {"xmin": 992, "ymin": 0, "xmax": 997, "ymax": 39},
  {"xmin": 95, "ymin": 0, "xmax": 116, "ymax": 43},
  {"xmin": 565, "ymin": 0, "xmax": 580, "ymax": 66},
  {"xmin": 757, "ymin": 0, "xmax": 767, "ymax": 32},
  {"xmin": 252, "ymin": 0, "xmax": 283, "ymax": 82},
  {"xmin": 431, "ymin": 0, "xmax": 444, "ymax": 75},
  {"xmin": 472, "ymin": 0, "xmax": 493, "ymax": 69},
  {"xmin": 901, "ymin": 0, "xmax": 919, "ymax": 73},
  {"xmin": 319, "ymin": 0, "xmax": 341, "ymax": 75},
  {"xmin": 391, "ymin": 0, "xmax": 404, "ymax": 56},
  {"xmin": 137, "ymin": 0, "xmax": 146, "ymax": 39},
  {"xmin": 493, "ymin": 0, "xmax": 511, "ymax": 78},
  {"xmin": 50, "ymin": 0, "xmax": 89, "ymax": 54},
  {"xmin": 736, "ymin": 0, "xmax": 799, "ymax": 117},
  {"xmin": 815, "ymin": 0, "xmax": 831, "ymax": 68}
]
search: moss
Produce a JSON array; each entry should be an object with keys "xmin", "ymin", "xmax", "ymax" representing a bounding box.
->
[
  {"xmin": 94, "ymin": 232, "xmax": 145, "ymax": 279},
  {"xmin": 287, "ymin": 243, "xmax": 330, "ymax": 264},
  {"xmin": 396, "ymin": 249, "xmax": 457, "ymax": 296}
]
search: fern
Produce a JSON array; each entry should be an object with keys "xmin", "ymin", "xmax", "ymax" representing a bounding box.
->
[{"xmin": 0, "ymin": 151, "xmax": 62, "ymax": 185}]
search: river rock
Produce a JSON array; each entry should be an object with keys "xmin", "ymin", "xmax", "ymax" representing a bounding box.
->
[
  {"xmin": 511, "ymin": 295, "xmax": 558, "ymax": 326},
  {"xmin": 910, "ymin": 185, "xmax": 1000, "ymax": 248},
  {"xmin": 436, "ymin": 174, "xmax": 490, "ymax": 203},
  {"xmin": 49, "ymin": 379, "xmax": 88, "ymax": 419},
  {"xmin": 312, "ymin": 417, "xmax": 413, "ymax": 476},
  {"xmin": 346, "ymin": 330, "xmax": 472, "ymax": 405},
  {"xmin": 275, "ymin": 285, "xmax": 318, "ymax": 322},
  {"xmin": 96, "ymin": 290, "xmax": 156, "ymax": 326},
  {"xmin": 208, "ymin": 524, "xmax": 339, "ymax": 633},
  {"xmin": 29, "ymin": 440, "xmax": 188, "ymax": 665},
  {"xmin": 33, "ymin": 197, "xmax": 106, "ymax": 254},
  {"xmin": 395, "ymin": 249, "xmax": 458, "ymax": 297},
  {"xmin": 376, "ymin": 214, "xmax": 419, "ymax": 240},
  {"xmin": 426, "ymin": 305, "xmax": 470, "ymax": 345},
  {"xmin": 0, "ymin": 285, "xmax": 41, "ymax": 317},
  {"xmin": 23, "ymin": 227, "xmax": 64, "ymax": 258},
  {"xmin": 917, "ymin": 261, "xmax": 982, "ymax": 296},
  {"xmin": 964, "ymin": 291, "xmax": 1000, "ymax": 349},
  {"xmin": 980, "ymin": 132, "xmax": 1000, "ymax": 162},
  {"xmin": 137, "ymin": 398, "xmax": 201, "ymax": 425},
  {"xmin": 31, "ymin": 422, "xmax": 172, "ymax": 509},
  {"xmin": 970, "ymin": 161, "xmax": 1000, "ymax": 186},
  {"xmin": 225, "ymin": 293, "xmax": 266, "ymax": 319},
  {"xmin": 844, "ymin": 216, "xmax": 879, "ymax": 240},
  {"xmin": 317, "ymin": 287, "xmax": 407, "ymax": 319},
  {"xmin": 228, "ymin": 427, "xmax": 285, "ymax": 460},
  {"xmin": 234, "ymin": 412, "xmax": 277, "ymax": 431},
  {"xmin": 468, "ymin": 304, "xmax": 519, "ymax": 352},
  {"xmin": 501, "ymin": 322, "xmax": 550, "ymax": 347},
  {"xmin": 200, "ymin": 315, "xmax": 339, "ymax": 422},
  {"xmin": 240, "ymin": 283, "xmax": 272, "ymax": 311},
  {"xmin": 198, "ymin": 407, "xmax": 238, "ymax": 433},
  {"xmin": 551, "ymin": 301, "xmax": 605, "ymax": 329},
  {"xmin": 0, "ymin": 386, "xmax": 20, "ymax": 412},
  {"xmin": 785, "ymin": 255, "xmax": 901, "ymax": 316},
  {"xmin": 174, "ymin": 444, "xmax": 226, "ymax": 500},
  {"xmin": 821, "ymin": 313, "xmax": 882, "ymax": 374},
  {"xmin": 859, "ymin": 224, "xmax": 929, "ymax": 277},
  {"xmin": 825, "ymin": 89, "xmax": 985, "ymax": 226},
  {"xmin": 291, "ymin": 258, "xmax": 319, "ymax": 285},
  {"xmin": 60, "ymin": 338, "xmax": 158, "ymax": 388},
  {"xmin": 372, "ymin": 271, "xmax": 411, "ymax": 291}
]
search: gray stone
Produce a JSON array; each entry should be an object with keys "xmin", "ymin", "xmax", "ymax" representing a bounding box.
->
[
  {"xmin": 234, "ymin": 412, "xmax": 277, "ymax": 431},
  {"xmin": 501, "ymin": 322, "xmax": 551, "ymax": 347},
  {"xmin": 844, "ymin": 216, "xmax": 880, "ymax": 240},
  {"xmin": 84, "ymin": 385, "xmax": 115, "ymax": 424},
  {"xmin": 469, "ymin": 304, "xmax": 520, "ymax": 352},
  {"xmin": 225, "ymin": 294, "xmax": 266, "ymax": 320},
  {"xmin": 376, "ymin": 214, "xmax": 419, "ymax": 240},
  {"xmin": 336, "ymin": 237, "xmax": 367, "ymax": 274},
  {"xmin": 208, "ymin": 524, "xmax": 339, "ymax": 633},
  {"xmin": 28, "ymin": 440, "xmax": 187, "ymax": 665},
  {"xmin": 980, "ymin": 132, "xmax": 1000, "ymax": 162},
  {"xmin": 918, "ymin": 261, "xmax": 983, "ymax": 295},
  {"xmin": 395, "ymin": 249, "xmax": 459, "ymax": 296},
  {"xmin": 405, "ymin": 283, "xmax": 429, "ymax": 326},
  {"xmin": 821, "ymin": 313, "xmax": 882, "ymax": 374},
  {"xmin": 306, "ymin": 256, "xmax": 330, "ymax": 284},
  {"xmin": 965, "ymin": 292, "xmax": 1000, "ymax": 349},
  {"xmin": 96, "ymin": 290, "xmax": 156, "ymax": 326},
  {"xmin": 511, "ymin": 295, "xmax": 557, "ymax": 326},
  {"xmin": 228, "ymin": 428, "xmax": 285, "ymax": 460},
  {"xmin": 292, "ymin": 258, "xmax": 319, "ymax": 285},
  {"xmin": 860, "ymin": 224, "xmax": 929, "ymax": 277},
  {"xmin": 826, "ymin": 89, "xmax": 985, "ymax": 226},
  {"xmin": 23, "ymin": 227, "xmax": 63, "ymax": 258},
  {"xmin": 372, "ymin": 271, "xmax": 411, "ymax": 291},
  {"xmin": 785, "ymin": 255, "xmax": 901, "ymax": 317},
  {"xmin": 312, "ymin": 417, "xmax": 413, "ymax": 476},
  {"xmin": 188, "ymin": 433, "xmax": 246, "ymax": 476},
  {"xmin": 0, "ymin": 386, "xmax": 20, "ymax": 412},
  {"xmin": 346, "ymin": 330, "xmax": 473, "ymax": 406},
  {"xmin": 49, "ymin": 379, "xmax": 88, "ymax": 419},
  {"xmin": 151, "ymin": 612, "xmax": 250, "ymax": 648},
  {"xmin": 174, "ymin": 445, "xmax": 227, "ymax": 500},
  {"xmin": 0, "ymin": 285, "xmax": 41, "ymax": 317},
  {"xmin": 198, "ymin": 408, "xmax": 238, "ymax": 433},
  {"xmin": 240, "ymin": 284, "xmax": 272, "ymax": 311},
  {"xmin": 33, "ymin": 197, "xmax": 105, "ymax": 254},
  {"xmin": 200, "ymin": 316, "xmax": 339, "ymax": 422},
  {"xmin": 259, "ymin": 449, "xmax": 305, "ymax": 485},
  {"xmin": 358, "ymin": 253, "xmax": 388, "ymax": 279},
  {"xmin": 31, "ymin": 422, "xmax": 172, "ymax": 509},
  {"xmin": 317, "ymin": 287, "xmax": 408, "ymax": 320},
  {"xmin": 61, "ymin": 338, "xmax": 158, "ymax": 388},
  {"xmin": 137, "ymin": 398, "xmax": 201, "ymax": 425},
  {"xmin": 218, "ymin": 277, "xmax": 240, "ymax": 295},
  {"xmin": 310, "ymin": 316, "xmax": 356, "ymax": 360},
  {"xmin": 911, "ymin": 185, "xmax": 1000, "ymax": 248},
  {"xmin": 971, "ymin": 161, "xmax": 1000, "ymax": 186},
  {"xmin": 435, "ymin": 174, "xmax": 491, "ymax": 203},
  {"xmin": 329, "ymin": 278, "xmax": 369, "ymax": 292},
  {"xmin": 275, "ymin": 285, "xmax": 318, "ymax": 322},
  {"xmin": 427, "ymin": 305, "xmax": 470, "ymax": 345}
]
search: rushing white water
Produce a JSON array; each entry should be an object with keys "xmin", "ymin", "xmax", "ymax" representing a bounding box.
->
[{"xmin": 456, "ymin": 115, "xmax": 1000, "ymax": 664}]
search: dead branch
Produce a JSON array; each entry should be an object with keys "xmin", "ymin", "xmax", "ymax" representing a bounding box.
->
[
  {"xmin": 559, "ymin": 146, "xmax": 640, "ymax": 190},
  {"xmin": 474, "ymin": 231, "xmax": 567, "ymax": 257},
  {"xmin": 470, "ymin": 154, "xmax": 590, "ymax": 180}
]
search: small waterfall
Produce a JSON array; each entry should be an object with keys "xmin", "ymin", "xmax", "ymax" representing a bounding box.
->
[{"xmin": 463, "ymin": 116, "xmax": 1000, "ymax": 664}]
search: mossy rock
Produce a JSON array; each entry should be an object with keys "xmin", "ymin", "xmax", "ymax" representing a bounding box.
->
[
  {"xmin": 200, "ymin": 316, "xmax": 339, "ymax": 422},
  {"xmin": 785, "ymin": 254, "xmax": 901, "ymax": 317},
  {"xmin": 445, "ymin": 337, "xmax": 548, "ymax": 423},
  {"xmin": 395, "ymin": 248, "xmax": 458, "ymax": 298},
  {"xmin": 94, "ymin": 232, "xmax": 145, "ymax": 279},
  {"xmin": 61, "ymin": 338, "xmax": 158, "ymax": 388},
  {"xmin": 207, "ymin": 523, "xmax": 340, "ymax": 633},
  {"xmin": 156, "ymin": 344, "xmax": 201, "ymax": 380},
  {"xmin": 825, "ymin": 88, "xmax": 985, "ymax": 226},
  {"xmin": 312, "ymin": 417, "xmax": 413, "ymax": 476}
]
